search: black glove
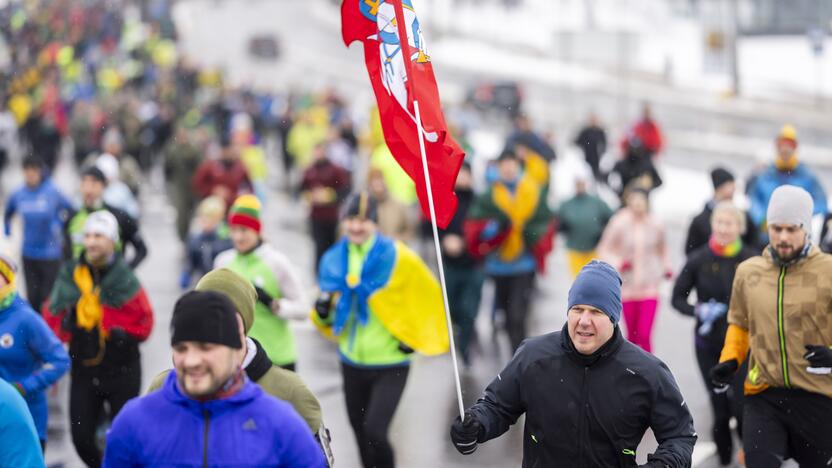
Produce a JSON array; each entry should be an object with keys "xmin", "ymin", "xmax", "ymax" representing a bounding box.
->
[
  {"xmin": 397, "ymin": 342, "xmax": 414, "ymax": 354},
  {"xmin": 450, "ymin": 411, "xmax": 483, "ymax": 455},
  {"xmin": 254, "ymin": 286, "xmax": 274, "ymax": 307},
  {"xmin": 709, "ymin": 359, "xmax": 739, "ymax": 393},
  {"xmin": 315, "ymin": 293, "xmax": 333, "ymax": 320},
  {"xmin": 804, "ymin": 345, "xmax": 832, "ymax": 368}
]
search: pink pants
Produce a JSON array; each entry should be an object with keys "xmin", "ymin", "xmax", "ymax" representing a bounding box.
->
[{"xmin": 622, "ymin": 298, "xmax": 658, "ymax": 353}]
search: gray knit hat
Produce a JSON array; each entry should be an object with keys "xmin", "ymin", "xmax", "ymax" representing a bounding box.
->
[{"xmin": 767, "ymin": 185, "xmax": 813, "ymax": 233}]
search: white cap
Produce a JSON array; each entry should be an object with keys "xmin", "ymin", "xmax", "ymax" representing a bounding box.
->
[
  {"xmin": 95, "ymin": 154, "xmax": 119, "ymax": 183},
  {"xmin": 767, "ymin": 185, "xmax": 813, "ymax": 233},
  {"xmin": 84, "ymin": 211, "xmax": 120, "ymax": 243}
]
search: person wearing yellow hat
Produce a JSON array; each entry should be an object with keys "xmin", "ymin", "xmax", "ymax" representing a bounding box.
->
[
  {"xmin": 746, "ymin": 124, "xmax": 828, "ymax": 245},
  {"xmin": 214, "ymin": 195, "xmax": 310, "ymax": 370}
]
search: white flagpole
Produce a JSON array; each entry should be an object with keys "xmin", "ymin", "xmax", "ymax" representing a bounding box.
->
[{"xmin": 412, "ymin": 99, "xmax": 466, "ymax": 421}]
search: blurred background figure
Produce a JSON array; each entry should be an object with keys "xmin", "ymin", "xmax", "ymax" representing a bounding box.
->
[
  {"xmin": 573, "ymin": 111, "xmax": 607, "ymax": 182},
  {"xmin": 179, "ymin": 196, "xmax": 232, "ymax": 289},
  {"xmin": 368, "ymin": 168, "xmax": 417, "ymax": 243},
  {"xmin": 4, "ymin": 156, "xmax": 73, "ymax": 311},
  {"xmin": 598, "ymin": 188, "xmax": 671, "ymax": 353},
  {"xmin": 608, "ymin": 136, "xmax": 663, "ymax": 201},
  {"xmin": 556, "ymin": 168, "xmax": 613, "ymax": 278},
  {"xmin": 746, "ymin": 124, "xmax": 827, "ymax": 245},
  {"xmin": 301, "ymin": 142, "xmax": 351, "ymax": 270},
  {"xmin": 440, "ymin": 162, "xmax": 483, "ymax": 366},
  {"xmin": 192, "ymin": 142, "xmax": 252, "ymax": 211},
  {"xmin": 622, "ymin": 102, "xmax": 663, "ymax": 159},
  {"xmin": 685, "ymin": 167, "xmax": 758, "ymax": 254}
]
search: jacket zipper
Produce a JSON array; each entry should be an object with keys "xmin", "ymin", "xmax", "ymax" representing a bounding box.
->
[
  {"xmin": 579, "ymin": 366, "xmax": 588, "ymax": 468},
  {"xmin": 203, "ymin": 408, "xmax": 211, "ymax": 468},
  {"xmin": 777, "ymin": 266, "xmax": 790, "ymax": 388}
]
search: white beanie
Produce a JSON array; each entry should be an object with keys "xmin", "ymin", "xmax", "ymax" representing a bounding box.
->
[
  {"xmin": 767, "ymin": 185, "xmax": 813, "ymax": 233},
  {"xmin": 84, "ymin": 211, "xmax": 120, "ymax": 243},
  {"xmin": 95, "ymin": 154, "xmax": 119, "ymax": 183}
]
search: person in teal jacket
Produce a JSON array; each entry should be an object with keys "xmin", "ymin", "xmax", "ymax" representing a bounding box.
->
[
  {"xmin": 0, "ymin": 377, "xmax": 44, "ymax": 466},
  {"xmin": 314, "ymin": 192, "xmax": 448, "ymax": 468},
  {"xmin": 0, "ymin": 255, "xmax": 69, "ymax": 448},
  {"xmin": 557, "ymin": 172, "xmax": 613, "ymax": 277}
]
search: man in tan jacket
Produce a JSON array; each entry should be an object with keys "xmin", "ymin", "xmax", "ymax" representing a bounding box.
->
[{"xmin": 711, "ymin": 185, "xmax": 832, "ymax": 467}]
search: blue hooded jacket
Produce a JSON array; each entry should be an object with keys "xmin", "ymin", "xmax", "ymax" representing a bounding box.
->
[
  {"xmin": 103, "ymin": 371, "xmax": 326, "ymax": 467},
  {"xmin": 0, "ymin": 294, "xmax": 70, "ymax": 440}
]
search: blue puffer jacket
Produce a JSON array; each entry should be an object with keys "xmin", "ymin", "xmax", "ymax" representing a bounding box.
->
[
  {"xmin": 0, "ymin": 294, "xmax": 70, "ymax": 441},
  {"xmin": 103, "ymin": 371, "xmax": 326, "ymax": 468},
  {"xmin": 748, "ymin": 163, "xmax": 828, "ymax": 229}
]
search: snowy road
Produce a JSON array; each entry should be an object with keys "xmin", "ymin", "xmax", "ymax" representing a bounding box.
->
[{"xmin": 27, "ymin": 0, "xmax": 827, "ymax": 466}]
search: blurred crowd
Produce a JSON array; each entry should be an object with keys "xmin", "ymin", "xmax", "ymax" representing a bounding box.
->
[{"xmin": 0, "ymin": 0, "xmax": 831, "ymax": 467}]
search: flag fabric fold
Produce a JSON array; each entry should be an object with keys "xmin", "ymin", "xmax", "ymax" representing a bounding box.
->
[{"xmin": 342, "ymin": 0, "xmax": 465, "ymax": 227}]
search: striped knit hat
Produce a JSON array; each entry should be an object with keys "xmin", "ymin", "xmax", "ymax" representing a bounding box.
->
[{"xmin": 228, "ymin": 195, "xmax": 262, "ymax": 234}]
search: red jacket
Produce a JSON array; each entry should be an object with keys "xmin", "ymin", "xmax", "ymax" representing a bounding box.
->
[
  {"xmin": 300, "ymin": 161, "xmax": 351, "ymax": 223},
  {"xmin": 621, "ymin": 118, "xmax": 663, "ymax": 156},
  {"xmin": 192, "ymin": 159, "xmax": 252, "ymax": 208}
]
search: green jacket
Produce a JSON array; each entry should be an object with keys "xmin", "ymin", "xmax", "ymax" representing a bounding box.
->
[
  {"xmin": 214, "ymin": 244, "xmax": 309, "ymax": 367},
  {"xmin": 146, "ymin": 338, "xmax": 323, "ymax": 432},
  {"xmin": 557, "ymin": 193, "xmax": 613, "ymax": 252}
]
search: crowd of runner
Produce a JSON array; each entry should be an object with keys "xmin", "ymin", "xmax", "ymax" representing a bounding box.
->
[{"xmin": 0, "ymin": 1, "xmax": 830, "ymax": 467}]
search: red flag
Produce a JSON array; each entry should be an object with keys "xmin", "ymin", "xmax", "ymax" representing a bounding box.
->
[{"xmin": 342, "ymin": 0, "xmax": 465, "ymax": 228}]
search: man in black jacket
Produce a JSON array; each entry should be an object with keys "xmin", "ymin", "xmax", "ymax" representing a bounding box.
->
[
  {"xmin": 64, "ymin": 166, "xmax": 148, "ymax": 269},
  {"xmin": 450, "ymin": 260, "xmax": 696, "ymax": 467},
  {"xmin": 684, "ymin": 167, "xmax": 757, "ymax": 254}
]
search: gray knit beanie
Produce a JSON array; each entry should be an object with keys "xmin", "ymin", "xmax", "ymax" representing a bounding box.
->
[{"xmin": 766, "ymin": 185, "xmax": 813, "ymax": 233}]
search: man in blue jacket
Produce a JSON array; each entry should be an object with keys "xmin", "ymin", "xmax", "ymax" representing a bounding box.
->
[
  {"xmin": 104, "ymin": 290, "xmax": 325, "ymax": 468},
  {"xmin": 3, "ymin": 156, "xmax": 74, "ymax": 311},
  {"xmin": 450, "ymin": 261, "xmax": 697, "ymax": 467},
  {"xmin": 747, "ymin": 125, "xmax": 827, "ymax": 244},
  {"xmin": 0, "ymin": 254, "xmax": 70, "ymax": 450}
]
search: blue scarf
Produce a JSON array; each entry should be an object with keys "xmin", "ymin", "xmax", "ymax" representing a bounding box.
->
[{"xmin": 318, "ymin": 236, "xmax": 397, "ymax": 334}]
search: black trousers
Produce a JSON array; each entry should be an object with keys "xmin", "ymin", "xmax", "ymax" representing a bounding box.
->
[
  {"xmin": 445, "ymin": 263, "xmax": 484, "ymax": 364},
  {"xmin": 70, "ymin": 364, "xmax": 141, "ymax": 468},
  {"xmin": 311, "ymin": 219, "xmax": 338, "ymax": 273},
  {"xmin": 492, "ymin": 271, "xmax": 536, "ymax": 352},
  {"xmin": 22, "ymin": 257, "xmax": 62, "ymax": 313},
  {"xmin": 694, "ymin": 342, "xmax": 745, "ymax": 465},
  {"xmin": 342, "ymin": 362, "xmax": 409, "ymax": 468},
  {"xmin": 743, "ymin": 387, "xmax": 832, "ymax": 467}
]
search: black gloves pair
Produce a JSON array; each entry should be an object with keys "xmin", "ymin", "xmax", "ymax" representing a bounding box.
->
[
  {"xmin": 710, "ymin": 345, "xmax": 832, "ymax": 391},
  {"xmin": 450, "ymin": 411, "xmax": 483, "ymax": 455}
]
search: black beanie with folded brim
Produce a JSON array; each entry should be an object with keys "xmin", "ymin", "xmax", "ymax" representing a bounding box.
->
[{"xmin": 171, "ymin": 291, "xmax": 243, "ymax": 349}]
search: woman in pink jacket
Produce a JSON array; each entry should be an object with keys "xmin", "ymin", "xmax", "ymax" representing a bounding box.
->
[{"xmin": 597, "ymin": 188, "xmax": 672, "ymax": 352}]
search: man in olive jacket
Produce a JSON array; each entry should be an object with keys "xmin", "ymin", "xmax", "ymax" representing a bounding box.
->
[
  {"xmin": 146, "ymin": 269, "xmax": 324, "ymax": 434},
  {"xmin": 450, "ymin": 261, "xmax": 696, "ymax": 467}
]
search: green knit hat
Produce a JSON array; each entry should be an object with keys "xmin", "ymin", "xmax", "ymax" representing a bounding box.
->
[{"xmin": 195, "ymin": 268, "xmax": 256, "ymax": 333}]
